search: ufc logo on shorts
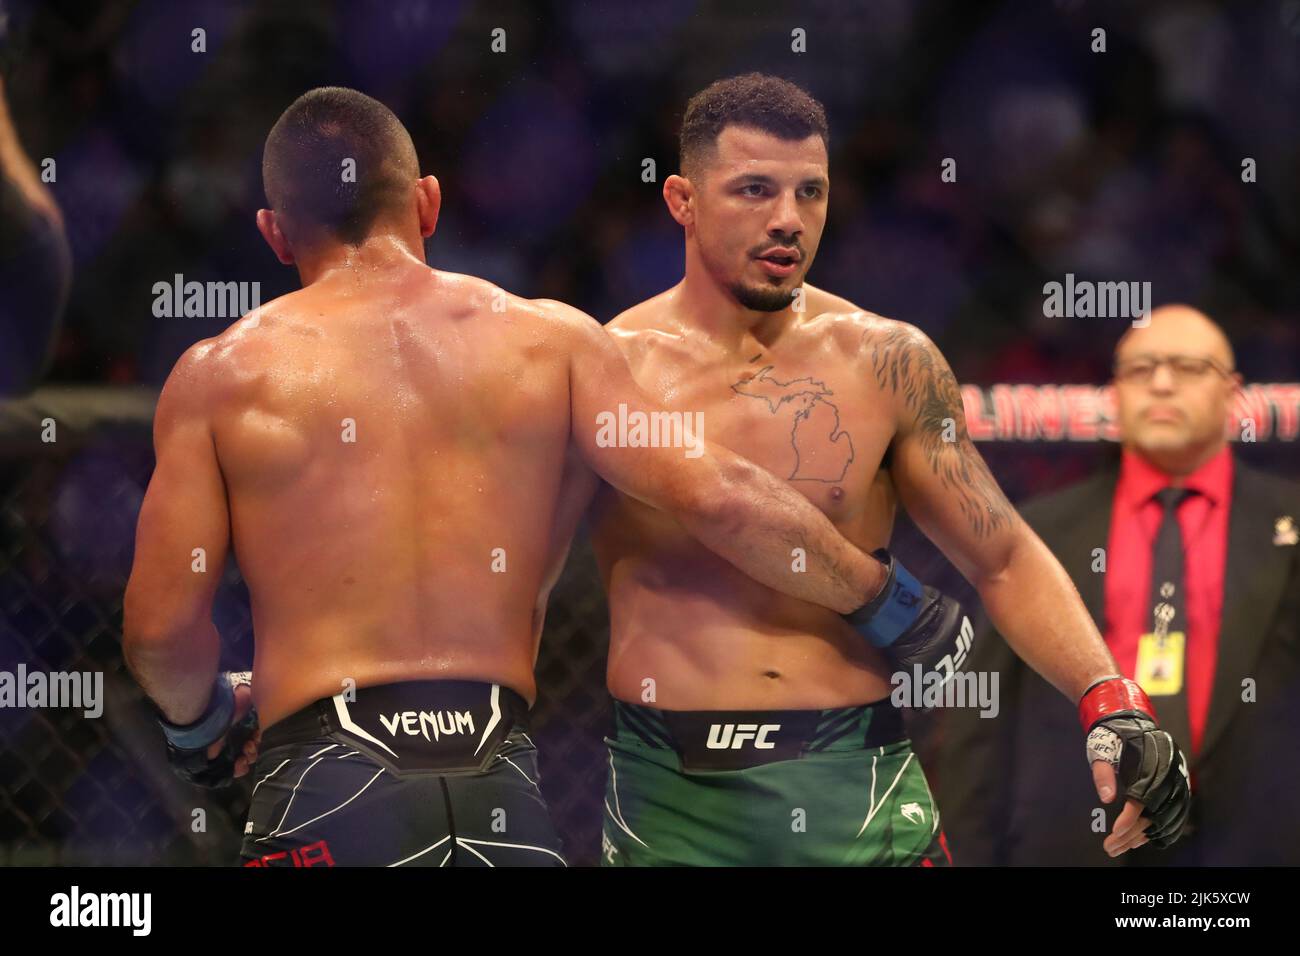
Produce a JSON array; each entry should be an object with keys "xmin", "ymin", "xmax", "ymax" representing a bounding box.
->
[{"xmin": 705, "ymin": 723, "xmax": 781, "ymax": 750}]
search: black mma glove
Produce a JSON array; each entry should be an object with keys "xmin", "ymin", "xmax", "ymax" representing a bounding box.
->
[
  {"xmin": 842, "ymin": 548, "xmax": 974, "ymax": 685},
  {"xmin": 1078, "ymin": 675, "xmax": 1192, "ymax": 848},
  {"xmin": 158, "ymin": 671, "xmax": 257, "ymax": 789}
]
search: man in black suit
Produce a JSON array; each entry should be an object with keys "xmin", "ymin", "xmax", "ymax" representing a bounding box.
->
[{"xmin": 937, "ymin": 304, "xmax": 1300, "ymax": 865}]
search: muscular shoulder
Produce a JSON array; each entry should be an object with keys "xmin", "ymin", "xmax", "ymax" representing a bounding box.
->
[
  {"xmin": 603, "ymin": 287, "xmax": 691, "ymax": 365},
  {"xmin": 431, "ymin": 269, "xmax": 527, "ymax": 318},
  {"xmin": 524, "ymin": 296, "xmax": 607, "ymax": 347},
  {"xmin": 154, "ymin": 334, "xmax": 226, "ymax": 437},
  {"xmin": 178, "ymin": 295, "xmax": 297, "ymax": 394},
  {"xmin": 852, "ymin": 314, "xmax": 947, "ymax": 394},
  {"xmin": 516, "ymin": 296, "xmax": 646, "ymax": 382},
  {"xmin": 783, "ymin": 286, "xmax": 923, "ymax": 356},
  {"xmin": 503, "ymin": 289, "xmax": 680, "ymax": 373},
  {"xmin": 795, "ymin": 293, "xmax": 942, "ymax": 388},
  {"xmin": 808, "ymin": 303, "xmax": 958, "ymax": 436},
  {"xmin": 159, "ymin": 289, "xmax": 322, "ymax": 417}
]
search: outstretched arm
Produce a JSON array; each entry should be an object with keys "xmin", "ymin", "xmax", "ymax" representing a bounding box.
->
[{"xmin": 557, "ymin": 303, "xmax": 886, "ymax": 614}]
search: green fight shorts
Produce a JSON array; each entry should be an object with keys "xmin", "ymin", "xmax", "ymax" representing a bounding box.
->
[{"xmin": 601, "ymin": 698, "xmax": 953, "ymax": 866}]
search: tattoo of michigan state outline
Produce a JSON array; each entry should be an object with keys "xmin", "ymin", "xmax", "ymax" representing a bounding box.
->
[
  {"xmin": 866, "ymin": 324, "xmax": 1014, "ymax": 539},
  {"xmin": 731, "ymin": 365, "xmax": 855, "ymax": 482}
]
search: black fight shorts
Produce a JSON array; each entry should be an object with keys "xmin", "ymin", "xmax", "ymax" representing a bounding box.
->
[{"xmin": 239, "ymin": 680, "xmax": 565, "ymax": 867}]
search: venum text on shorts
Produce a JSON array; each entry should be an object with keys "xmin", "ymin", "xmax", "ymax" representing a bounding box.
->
[
  {"xmin": 594, "ymin": 403, "xmax": 704, "ymax": 459},
  {"xmin": 0, "ymin": 665, "xmax": 102, "ymax": 718},
  {"xmin": 380, "ymin": 708, "xmax": 475, "ymax": 740}
]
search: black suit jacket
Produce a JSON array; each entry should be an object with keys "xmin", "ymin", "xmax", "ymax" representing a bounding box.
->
[{"xmin": 935, "ymin": 457, "xmax": 1300, "ymax": 865}]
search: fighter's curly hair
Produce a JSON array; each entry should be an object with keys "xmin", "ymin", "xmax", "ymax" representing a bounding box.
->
[{"xmin": 678, "ymin": 73, "xmax": 829, "ymax": 179}]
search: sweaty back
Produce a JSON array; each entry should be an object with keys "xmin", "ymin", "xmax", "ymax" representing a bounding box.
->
[{"xmin": 204, "ymin": 265, "xmax": 584, "ymax": 725}]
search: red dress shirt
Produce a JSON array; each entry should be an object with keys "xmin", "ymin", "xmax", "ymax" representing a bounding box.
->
[{"xmin": 1103, "ymin": 445, "xmax": 1233, "ymax": 757}]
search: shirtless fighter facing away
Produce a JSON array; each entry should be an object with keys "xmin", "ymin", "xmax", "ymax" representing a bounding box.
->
[
  {"xmin": 121, "ymin": 87, "xmax": 918, "ymax": 867},
  {"xmin": 591, "ymin": 74, "xmax": 1191, "ymax": 866}
]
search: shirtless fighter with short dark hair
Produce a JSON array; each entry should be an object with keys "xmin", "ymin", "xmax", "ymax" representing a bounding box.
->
[
  {"xmin": 592, "ymin": 73, "xmax": 1191, "ymax": 866},
  {"xmin": 122, "ymin": 87, "xmax": 918, "ymax": 867}
]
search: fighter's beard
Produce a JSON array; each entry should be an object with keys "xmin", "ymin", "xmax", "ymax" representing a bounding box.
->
[{"xmin": 728, "ymin": 280, "xmax": 796, "ymax": 312}]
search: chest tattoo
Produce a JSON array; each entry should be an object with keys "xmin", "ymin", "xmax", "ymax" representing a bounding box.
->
[{"xmin": 730, "ymin": 365, "xmax": 856, "ymax": 483}]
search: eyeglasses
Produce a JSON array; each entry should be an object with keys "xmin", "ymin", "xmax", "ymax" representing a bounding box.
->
[{"xmin": 1113, "ymin": 354, "xmax": 1234, "ymax": 385}]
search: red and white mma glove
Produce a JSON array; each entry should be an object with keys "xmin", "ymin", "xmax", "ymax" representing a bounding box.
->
[{"xmin": 1078, "ymin": 676, "xmax": 1192, "ymax": 848}]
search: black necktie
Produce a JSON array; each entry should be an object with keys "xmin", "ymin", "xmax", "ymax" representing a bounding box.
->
[{"xmin": 1147, "ymin": 487, "xmax": 1195, "ymax": 760}]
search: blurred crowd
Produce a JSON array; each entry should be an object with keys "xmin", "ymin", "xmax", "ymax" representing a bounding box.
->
[{"xmin": 1, "ymin": 0, "xmax": 1295, "ymax": 392}]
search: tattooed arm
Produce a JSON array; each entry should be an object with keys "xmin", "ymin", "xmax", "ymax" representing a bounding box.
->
[{"xmin": 867, "ymin": 320, "xmax": 1117, "ymax": 700}]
